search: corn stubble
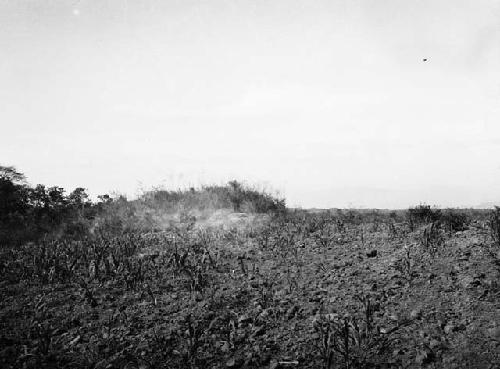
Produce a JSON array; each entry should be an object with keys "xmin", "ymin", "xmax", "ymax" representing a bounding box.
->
[{"xmin": 1, "ymin": 207, "xmax": 499, "ymax": 368}]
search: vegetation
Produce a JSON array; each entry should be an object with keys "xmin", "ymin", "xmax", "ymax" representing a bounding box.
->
[
  {"xmin": 0, "ymin": 166, "xmax": 97, "ymax": 245},
  {"xmin": 0, "ymin": 166, "xmax": 499, "ymax": 368},
  {"xmin": 0, "ymin": 166, "xmax": 285, "ymax": 246},
  {"xmin": 407, "ymin": 205, "xmax": 441, "ymax": 231},
  {"xmin": 488, "ymin": 206, "xmax": 500, "ymax": 249}
]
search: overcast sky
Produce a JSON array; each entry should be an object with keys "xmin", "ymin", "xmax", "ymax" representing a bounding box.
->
[{"xmin": 1, "ymin": 0, "xmax": 500, "ymax": 208}]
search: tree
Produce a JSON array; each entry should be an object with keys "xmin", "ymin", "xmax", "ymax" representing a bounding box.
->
[
  {"xmin": 0, "ymin": 166, "xmax": 29, "ymax": 218},
  {"xmin": 30, "ymin": 184, "xmax": 50, "ymax": 208},
  {"xmin": 0, "ymin": 165, "xmax": 27, "ymax": 185},
  {"xmin": 0, "ymin": 166, "xmax": 31, "ymax": 244},
  {"xmin": 69, "ymin": 187, "xmax": 90, "ymax": 212}
]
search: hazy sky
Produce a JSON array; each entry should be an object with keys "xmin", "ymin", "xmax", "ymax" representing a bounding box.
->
[{"xmin": 1, "ymin": 0, "xmax": 500, "ymax": 208}]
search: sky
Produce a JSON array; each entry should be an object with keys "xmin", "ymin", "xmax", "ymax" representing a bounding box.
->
[{"xmin": 1, "ymin": 0, "xmax": 500, "ymax": 208}]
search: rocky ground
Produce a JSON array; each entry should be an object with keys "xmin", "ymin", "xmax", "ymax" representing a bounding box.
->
[{"xmin": 1, "ymin": 212, "xmax": 499, "ymax": 368}]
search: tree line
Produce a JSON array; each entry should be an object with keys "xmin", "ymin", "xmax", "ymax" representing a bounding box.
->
[
  {"xmin": 0, "ymin": 165, "xmax": 287, "ymax": 246},
  {"xmin": 0, "ymin": 166, "xmax": 112, "ymax": 245}
]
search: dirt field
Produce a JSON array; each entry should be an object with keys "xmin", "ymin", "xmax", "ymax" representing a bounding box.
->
[{"xmin": 1, "ymin": 210, "xmax": 499, "ymax": 368}]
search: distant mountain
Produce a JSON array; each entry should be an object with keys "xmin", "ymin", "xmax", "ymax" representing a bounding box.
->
[
  {"xmin": 472, "ymin": 201, "xmax": 500, "ymax": 209},
  {"xmin": 295, "ymin": 186, "xmax": 494, "ymax": 210}
]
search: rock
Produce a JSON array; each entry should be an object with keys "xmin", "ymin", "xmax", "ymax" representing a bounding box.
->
[
  {"xmin": 443, "ymin": 322, "xmax": 466, "ymax": 335},
  {"xmin": 220, "ymin": 341, "xmax": 230, "ymax": 353},
  {"xmin": 437, "ymin": 319, "xmax": 445, "ymax": 329},
  {"xmin": 238, "ymin": 314, "xmax": 251, "ymax": 325},
  {"xmin": 415, "ymin": 349, "xmax": 434, "ymax": 365},
  {"xmin": 259, "ymin": 308, "xmax": 271, "ymax": 319},
  {"xmin": 487, "ymin": 326, "xmax": 500, "ymax": 341},
  {"xmin": 393, "ymin": 348, "xmax": 405, "ymax": 355},
  {"xmin": 68, "ymin": 335, "xmax": 81, "ymax": 346},
  {"xmin": 244, "ymin": 352, "xmax": 253, "ymax": 366},
  {"xmin": 388, "ymin": 314, "xmax": 399, "ymax": 322},
  {"xmin": 259, "ymin": 353, "xmax": 271, "ymax": 365},
  {"xmin": 429, "ymin": 339, "xmax": 440, "ymax": 349},
  {"xmin": 366, "ymin": 250, "xmax": 378, "ymax": 258},
  {"xmin": 269, "ymin": 359, "xmax": 279, "ymax": 369},
  {"xmin": 226, "ymin": 357, "xmax": 243, "ymax": 368},
  {"xmin": 444, "ymin": 324, "xmax": 455, "ymax": 334},
  {"xmin": 286, "ymin": 305, "xmax": 299, "ymax": 320},
  {"xmin": 459, "ymin": 275, "xmax": 474, "ymax": 289},
  {"xmin": 208, "ymin": 317, "xmax": 219, "ymax": 331},
  {"xmin": 251, "ymin": 326, "xmax": 266, "ymax": 338},
  {"xmin": 380, "ymin": 327, "xmax": 390, "ymax": 334},
  {"xmin": 88, "ymin": 260, "xmax": 96, "ymax": 279},
  {"xmin": 410, "ymin": 309, "xmax": 422, "ymax": 320},
  {"xmin": 309, "ymin": 295, "xmax": 322, "ymax": 302}
]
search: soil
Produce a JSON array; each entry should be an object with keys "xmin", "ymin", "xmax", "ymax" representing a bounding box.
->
[{"xmin": 0, "ymin": 214, "xmax": 499, "ymax": 368}]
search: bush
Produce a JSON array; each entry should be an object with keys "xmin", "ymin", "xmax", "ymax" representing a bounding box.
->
[
  {"xmin": 407, "ymin": 204, "xmax": 441, "ymax": 231},
  {"xmin": 1, "ymin": 164, "xmax": 288, "ymax": 245},
  {"xmin": 441, "ymin": 209, "xmax": 470, "ymax": 233},
  {"xmin": 138, "ymin": 181, "xmax": 285, "ymax": 216}
]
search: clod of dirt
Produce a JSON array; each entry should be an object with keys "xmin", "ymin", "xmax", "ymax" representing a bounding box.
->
[
  {"xmin": 269, "ymin": 359, "xmax": 279, "ymax": 369},
  {"xmin": 415, "ymin": 348, "xmax": 435, "ymax": 365},
  {"xmin": 219, "ymin": 341, "xmax": 230, "ymax": 353},
  {"xmin": 286, "ymin": 305, "xmax": 299, "ymax": 320},
  {"xmin": 238, "ymin": 314, "xmax": 251, "ymax": 324},
  {"xmin": 444, "ymin": 324, "xmax": 455, "ymax": 334},
  {"xmin": 366, "ymin": 250, "xmax": 378, "ymax": 258},
  {"xmin": 226, "ymin": 357, "xmax": 243, "ymax": 367},
  {"xmin": 251, "ymin": 325, "xmax": 266, "ymax": 338},
  {"xmin": 487, "ymin": 326, "xmax": 500, "ymax": 341},
  {"xmin": 410, "ymin": 308, "xmax": 422, "ymax": 320}
]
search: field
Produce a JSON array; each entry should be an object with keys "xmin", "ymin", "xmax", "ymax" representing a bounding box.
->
[{"xmin": 1, "ymin": 207, "xmax": 500, "ymax": 369}]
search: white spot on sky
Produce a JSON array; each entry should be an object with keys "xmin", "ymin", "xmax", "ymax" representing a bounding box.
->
[{"xmin": 72, "ymin": 8, "xmax": 80, "ymax": 16}]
